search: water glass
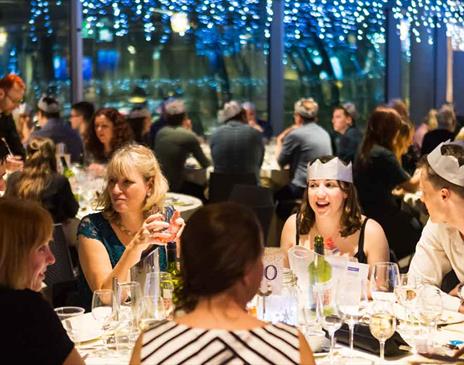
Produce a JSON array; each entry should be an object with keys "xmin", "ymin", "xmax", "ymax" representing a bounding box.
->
[
  {"xmin": 369, "ymin": 301, "xmax": 396, "ymax": 363},
  {"xmin": 417, "ymin": 285, "xmax": 442, "ymax": 350},
  {"xmin": 92, "ymin": 289, "xmax": 114, "ymax": 352},
  {"xmin": 317, "ymin": 281, "xmax": 343, "ymax": 364},
  {"xmin": 55, "ymin": 306, "xmax": 85, "ymax": 321},
  {"xmin": 370, "ymin": 262, "xmax": 400, "ymax": 302},
  {"xmin": 115, "ymin": 282, "xmax": 142, "ymax": 352}
]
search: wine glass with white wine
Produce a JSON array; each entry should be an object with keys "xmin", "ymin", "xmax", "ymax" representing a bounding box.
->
[{"xmin": 369, "ymin": 301, "xmax": 396, "ymax": 363}]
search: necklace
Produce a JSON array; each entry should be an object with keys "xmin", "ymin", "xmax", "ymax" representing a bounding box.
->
[{"xmin": 114, "ymin": 219, "xmax": 138, "ymax": 237}]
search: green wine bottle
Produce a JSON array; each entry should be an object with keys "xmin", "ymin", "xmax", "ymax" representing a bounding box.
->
[{"xmin": 308, "ymin": 235, "xmax": 332, "ymax": 285}]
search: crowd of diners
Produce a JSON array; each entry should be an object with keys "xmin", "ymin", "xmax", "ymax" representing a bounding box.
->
[{"xmin": 1, "ymin": 72, "xmax": 464, "ymax": 364}]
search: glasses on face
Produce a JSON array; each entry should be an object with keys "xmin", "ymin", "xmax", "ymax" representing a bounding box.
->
[{"xmin": 6, "ymin": 92, "xmax": 23, "ymax": 105}]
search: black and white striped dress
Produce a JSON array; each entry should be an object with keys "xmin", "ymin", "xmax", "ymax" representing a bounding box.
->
[{"xmin": 140, "ymin": 320, "xmax": 300, "ymax": 365}]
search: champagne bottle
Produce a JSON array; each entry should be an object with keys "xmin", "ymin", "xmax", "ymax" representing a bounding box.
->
[{"xmin": 308, "ymin": 235, "xmax": 332, "ymax": 285}]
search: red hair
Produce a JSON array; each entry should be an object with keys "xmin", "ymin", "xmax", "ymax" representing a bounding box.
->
[{"xmin": 0, "ymin": 74, "xmax": 26, "ymax": 91}]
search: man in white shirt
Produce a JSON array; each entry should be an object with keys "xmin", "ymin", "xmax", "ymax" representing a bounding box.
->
[{"xmin": 409, "ymin": 140, "xmax": 464, "ymax": 312}]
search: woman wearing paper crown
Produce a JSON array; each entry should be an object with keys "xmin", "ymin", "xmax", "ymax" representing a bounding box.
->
[{"xmin": 280, "ymin": 155, "xmax": 389, "ymax": 265}]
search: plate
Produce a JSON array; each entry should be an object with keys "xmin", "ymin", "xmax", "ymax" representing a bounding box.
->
[
  {"xmin": 394, "ymin": 303, "xmax": 464, "ymax": 325},
  {"xmin": 62, "ymin": 312, "xmax": 103, "ymax": 343}
]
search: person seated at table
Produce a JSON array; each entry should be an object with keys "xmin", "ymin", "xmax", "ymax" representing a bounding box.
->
[
  {"xmin": 210, "ymin": 100, "xmax": 264, "ymax": 181},
  {"xmin": 394, "ymin": 119, "xmax": 414, "ymax": 164},
  {"xmin": 354, "ymin": 107, "xmax": 421, "ymax": 260},
  {"xmin": 409, "ymin": 141, "xmax": 464, "ymax": 313},
  {"xmin": 70, "ymin": 101, "xmax": 95, "ymax": 138},
  {"xmin": 421, "ymin": 103, "xmax": 456, "ymax": 155},
  {"xmin": 77, "ymin": 144, "xmax": 184, "ymax": 310},
  {"xmin": 331, "ymin": 102, "xmax": 362, "ymax": 163},
  {"xmin": 154, "ymin": 98, "xmax": 210, "ymax": 199},
  {"xmin": 84, "ymin": 107, "xmax": 134, "ymax": 168},
  {"xmin": 126, "ymin": 107, "xmax": 152, "ymax": 145},
  {"xmin": 130, "ymin": 202, "xmax": 315, "ymax": 365},
  {"xmin": 281, "ymin": 156, "xmax": 389, "ymax": 265},
  {"xmin": 5, "ymin": 137, "xmax": 79, "ymax": 223},
  {"xmin": 0, "ymin": 198, "xmax": 84, "ymax": 365}
]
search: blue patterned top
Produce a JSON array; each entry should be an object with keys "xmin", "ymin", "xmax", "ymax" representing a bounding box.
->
[{"xmin": 77, "ymin": 206, "xmax": 174, "ymax": 310}]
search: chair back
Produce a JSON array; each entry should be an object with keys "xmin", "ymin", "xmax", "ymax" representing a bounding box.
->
[
  {"xmin": 44, "ymin": 224, "xmax": 76, "ymax": 287},
  {"xmin": 229, "ymin": 184, "xmax": 275, "ymax": 241},
  {"xmin": 209, "ymin": 172, "xmax": 257, "ymax": 203}
]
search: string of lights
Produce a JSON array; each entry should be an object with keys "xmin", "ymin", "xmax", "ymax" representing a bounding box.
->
[{"xmin": 27, "ymin": 0, "xmax": 464, "ymax": 48}]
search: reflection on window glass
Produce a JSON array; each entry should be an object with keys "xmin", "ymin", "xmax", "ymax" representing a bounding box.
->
[
  {"xmin": 0, "ymin": 1, "xmax": 71, "ymax": 107},
  {"xmin": 283, "ymin": 0, "xmax": 386, "ymax": 130},
  {"xmin": 81, "ymin": 0, "xmax": 270, "ymax": 135}
]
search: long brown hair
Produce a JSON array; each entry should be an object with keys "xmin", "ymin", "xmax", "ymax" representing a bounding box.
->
[
  {"xmin": 298, "ymin": 156, "xmax": 362, "ymax": 237},
  {"xmin": 0, "ymin": 198, "xmax": 53, "ymax": 289},
  {"xmin": 5, "ymin": 137, "xmax": 56, "ymax": 201},
  {"xmin": 358, "ymin": 107, "xmax": 402, "ymax": 163},
  {"xmin": 85, "ymin": 107, "xmax": 134, "ymax": 162}
]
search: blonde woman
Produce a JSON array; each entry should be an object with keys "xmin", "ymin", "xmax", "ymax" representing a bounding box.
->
[
  {"xmin": 5, "ymin": 137, "xmax": 78, "ymax": 223},
  {"xmin": 77, "ymin": 144, "xmax": 183, "ymax": 309},
  {"xmin": 0, "ymin": 198, "xmax": 84, "ymax": 365}
]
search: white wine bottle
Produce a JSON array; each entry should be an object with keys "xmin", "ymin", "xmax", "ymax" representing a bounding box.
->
[{"xmin": 308, "ymin": 235, "xmax": 332, "ymax": 285}]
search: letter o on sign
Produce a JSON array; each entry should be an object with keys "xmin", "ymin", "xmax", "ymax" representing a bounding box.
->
[{"xmin": 264, "ymin": 265, "xmax": 277, "ymax": 281}]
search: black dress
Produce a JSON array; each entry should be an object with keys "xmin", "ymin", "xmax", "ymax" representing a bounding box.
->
[
  {"xmin": 354, "ymin": 144, "xmax": 421, "ymax": 259},
  {"xmin": 0, "ymin": 286, "xmax": 74, "ymax": 365}
]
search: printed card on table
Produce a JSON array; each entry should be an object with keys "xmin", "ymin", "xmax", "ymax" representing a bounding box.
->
[{"xmin": 260, "ymin": 247, "xmax": 284, "ymax": 295}]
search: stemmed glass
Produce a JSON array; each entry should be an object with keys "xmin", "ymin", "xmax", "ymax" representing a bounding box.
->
[
  {"xmin": 338, "ymin": 276, "xmax": 363, "ymax": 356},
  {"xmin": 91, "ymin": 289, "xmax": 114, "ymax": 351},
  {"xmin": 317, "ymin": 281, "xmax": 343, "ymax": 364},
  {"xmin": 417, "ymin": 285, "xmax": 443, "ymax": 350},
  {"xmin": 370, "ymin": 262, "xmax": 400, "ymax": 302},
  {"xmin": 369, "ymin": 301, "xmax": 396, "ymax": 363}
]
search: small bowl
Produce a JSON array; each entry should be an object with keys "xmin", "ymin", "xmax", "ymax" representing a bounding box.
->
[{"xmin": 54, "ymin": 306, "xmax": 85, "ymax": 321}]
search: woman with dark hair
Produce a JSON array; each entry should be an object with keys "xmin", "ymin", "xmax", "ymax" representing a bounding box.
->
[
  {"xmin": 354, "ymin": 107, "xmax": 420, "ymax": 259},
  {"xmin": 0, "ymin": 198, "xmax": 84, "ymax": 365},
  {"xmin": 130, "ymin": 202, "xmax": 315, "ymax": 365},
  {"xmin": 5, "ymin": 137, "xmax": 78, "ymax": 223},
  {"xmin": 84, "ymin": 107, "xmax": 134, "ymax": 165},
  {"xmin": 70, "ymin": 101, "xmax": 95, "ymax": 137},
  {"xmin": 281, "ymin": 156, "xmax": 389, "ymax": 265}
]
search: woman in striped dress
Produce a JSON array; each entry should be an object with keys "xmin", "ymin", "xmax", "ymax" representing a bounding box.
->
[{"xmin": 130, "ymin": 202, "xmax": 315, "ymax": 365}]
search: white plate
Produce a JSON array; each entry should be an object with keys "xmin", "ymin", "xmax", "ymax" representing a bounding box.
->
[
  {"xmin": 394, "ymin": 303, "xmax": 464, "ymax": 325},
  {"xmin": 62, "ymin": 312, "xmax": 103, "ymax": 343}
]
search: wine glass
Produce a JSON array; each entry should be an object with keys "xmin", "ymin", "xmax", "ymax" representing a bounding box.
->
[
  {"xmin": 91, "ymin": 289, "xmax": 114, "ymax": 351},
  {"xmin": 370, "ymin": 262, "xmax": 400, "ymax": 302},
  {"xmin": 317, "ymin": 281, "xmax": 343, "ymax": 364},
  {"xmin": 417, "ymin": 285, "xmax": 443, "ymax": 350},
  {"xmin": 338, "ymin": 276, "xmax": 363, "ymax": 356},
  {"xmin": 369, "ymin": 301, "xmax": 396, "ymax": 363}
]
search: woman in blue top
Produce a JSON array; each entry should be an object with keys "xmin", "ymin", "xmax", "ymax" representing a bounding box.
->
[{"xmin": 78, "ymin": 144, "xmax": 183, "ymax": 309}]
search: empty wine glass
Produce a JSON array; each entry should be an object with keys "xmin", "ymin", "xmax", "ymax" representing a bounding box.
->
[
  {"xmin": 369, "ymin": 301, "xmax": 396, "ymax": 363},
  {"xmin": 370, "ymin": 262, "xmax": 400, "ymax": 302},
  {"xmin": 417, "ymin": 285, "xmax": 442, "ymax": 350},
  {"xmin": 338, "ymin": 276, "xmax": 363, "ymax": 356},
  {"xmin": 317, "ymin": 281, "xmax": 343, "ymax": 364},
  {"xmin": 91, "ymin": 289, "xmax": 114, "ymax": 352}
]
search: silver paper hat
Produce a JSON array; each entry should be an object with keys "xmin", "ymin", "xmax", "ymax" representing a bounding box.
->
[
  {"xmin": 427, "ymin": 140, "xmax": 464, "ymax": 187},
  {"xmin": 294, "ymin": 98, "xmax": 319, "ymax": 119},
  {"xmin": 307, "ymin": 157, "xmax": 353, "ymax": 183},
  {"xmin": 37, "ymin": 95, "xmax": 60, "ymax": 114},
  {"xmin": 218, "ymin": 100, "xmax": 242, "ymax": 123},
  {"xmin": 164, "ymin": 99, "xmax": 186, "ymax": 116}
]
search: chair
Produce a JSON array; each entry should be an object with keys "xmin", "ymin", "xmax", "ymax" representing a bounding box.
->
[
  {"xmin": 208, "ymin": 172, "xmax": 257, "ymax": 203},
  {"xmin": 228, "ymin": 184, "xmax": 275, "ymax": 243},
  {"xmin": 44, "ymin": 224, "xmax": 78, "ymax": 307}
]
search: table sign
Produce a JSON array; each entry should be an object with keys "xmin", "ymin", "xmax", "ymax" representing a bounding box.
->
[{"xmin": 260, "ymin": 247, "xmax": 284, "ymax": 295}]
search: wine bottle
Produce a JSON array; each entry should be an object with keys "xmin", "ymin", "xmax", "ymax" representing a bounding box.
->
[
  {"xmin": 166, "ymin": 242, "xmax": 180, "ymax": 288},
  {"xmin": 308, "ymin": 235, "xmax": 332, "ymax": 285}
]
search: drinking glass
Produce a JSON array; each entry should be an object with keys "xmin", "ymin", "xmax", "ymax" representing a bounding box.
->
[
  {"xmin": 338, "ymin": 276, "xmax": 363, "ymax": 356},
  {"xmin": 140, "ymin": 272, "xmax": 165, "ymax": 329},
  {"xmin": 54, "ymin": 306, "xmax": 85, "ymax": 321},
  {"xmin": 369, "ymin": 301, "xmax": 396, "ymax": 363},
  {"xmin": 370, "ymin": 262, "xmax": 400, "ymax": 302},
  {"xmin": 317, "ymin": 281, "xmax": 343, "ymax": 364},
  {"xmin": 92, "ymin": 289, "xmax": 114, "ymax": 351},
  {"xmin": 417, "ymin": 285, "xmax": 443, "ymax": 350},
  {"xmin": 115, "ymin": 282, "xmax": 142, "ymax": 352}
]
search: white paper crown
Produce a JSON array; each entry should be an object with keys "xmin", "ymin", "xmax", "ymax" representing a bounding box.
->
[
  {"xmin": 294, "ymin": 98, "xmax": 319, "ymax": 119},
  {"xmin": 307, "ymin": 157, "xmax": 353, "ymax": 183},
  {"xmin": 427, "ymin": 140, "xmax": 464, "ymax": 187}
]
